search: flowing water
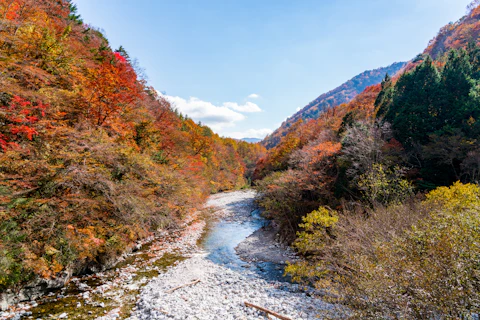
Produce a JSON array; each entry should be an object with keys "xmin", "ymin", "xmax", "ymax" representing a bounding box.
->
[
  {"xmin": 3, "ymin": 191, "xmax": 290, "ymax": 319},
  {"xmin": 203, "ymin": 219, "xmax": 263, "ymax": 269},
  {"xmin": 201, "ymin": 194, "xmax": 289, "ymax": 282}
]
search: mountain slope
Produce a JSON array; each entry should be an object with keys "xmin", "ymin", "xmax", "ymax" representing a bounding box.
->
[
  {"xmin": 0, "ymin": 0, "xmax": 265, "ymax": 293},
  {"xmin": 425, "ymin": 4, "xmax": 480, "ymax": 59},
  {"xmin": 262, "ymin": 3, "xmax": 480, "ymax": 151},
  {"xmin": 254, "ymin": 5, "xmax": 480, "ymax": 317},
  {"xmin": 262, "ymin": 62, "xmax": 407, "ymax": 149}
]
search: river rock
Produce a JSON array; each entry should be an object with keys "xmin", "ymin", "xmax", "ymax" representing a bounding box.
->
[{"xmin": 128, "ymin": 191, "xmax": 343, "ymax": 319}]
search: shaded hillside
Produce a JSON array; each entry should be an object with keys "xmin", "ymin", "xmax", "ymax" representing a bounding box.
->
[
  {"xmin": 255, "ymin": 3, "xmax": 480, "ymax": 224},
  {"xmin": 262, "ymin": 61, "xmax": 406, "ymax": 149}
]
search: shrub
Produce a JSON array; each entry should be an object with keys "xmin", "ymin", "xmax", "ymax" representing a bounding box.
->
[
  {"xmin": 358, "ymin": 164, "xmax": 413, "ymax": 207},
  {"xmin": 357, "ymin": 182, "xmax": 480, "ymax": 318},
  {"xmin": 287, "ymin": 182, "xmax": 480, "ymax": 318}
]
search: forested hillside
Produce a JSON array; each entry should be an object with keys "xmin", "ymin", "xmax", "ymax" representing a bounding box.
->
[
  {"xmin": 425, "ymin": 1, "xmax": 480, "ymax": 58},
  {"xmin": 254, "ymin": 3, "xmax": 480, "ymax": 318},
  {"xmin": 262, "ymin": 62, "xmax": 406, "ymax": 149},
  {"xmin": 0, "ymin": 0, "xmax": 265, "ymax": 291},
  {"xmin": 2, "ymin": 0, "xmax": 480, "ymax": 318}
]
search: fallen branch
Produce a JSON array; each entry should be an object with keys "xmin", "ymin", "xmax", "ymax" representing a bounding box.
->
[
  {"xmin": 154, "ymin": 308, "xmax": 169, "ymax": 315},
  {"xmin": 244, "ymin": 302, "xmax": 292, "ymax": 320},
  {"xmin": 166, "ymin": 279, "xmax": 201, "ymax": 293}
]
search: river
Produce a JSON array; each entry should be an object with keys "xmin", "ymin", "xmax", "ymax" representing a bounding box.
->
[{"xmin": 2, "ymin": 190, "xmax": 337, "ymax": 320}]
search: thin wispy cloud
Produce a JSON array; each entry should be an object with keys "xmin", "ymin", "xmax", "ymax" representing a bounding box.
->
[
  {"xmin": 247, "ymin": 93, "xmax": 260, "ymax": 99},
  {"xmin": 160, "ymin": 93, "xmax": 266, "ymax": 136},
  {"xmin": 226, "ymin": 128, "xmax": 273, "ymax": 139},
  {"xmin": 224, "ymin": 101, "xmax": 262, "ymax": 113}
]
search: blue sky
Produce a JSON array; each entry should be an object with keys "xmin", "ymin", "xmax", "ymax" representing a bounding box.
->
[{"xmin": 75, "ymin": 0, "xmax": 472, "ymax": 139}]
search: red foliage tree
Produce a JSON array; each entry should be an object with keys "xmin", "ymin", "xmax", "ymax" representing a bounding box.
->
[
  {"xmin": 0, "ymin": 95, "xmax": 46, "ymax": 151},
  {"xmin": 80, "ymin": 52, "xmax": 142, "ymax": 126}
]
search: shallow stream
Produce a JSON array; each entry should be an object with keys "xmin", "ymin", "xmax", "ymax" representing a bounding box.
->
[
  {"xmin": 4, "ymin": 191, "xmax": 289, "ymax": 319},
  {"xmin": 201, "ymin": 207, "xmax": 288, "ymax": 282}
]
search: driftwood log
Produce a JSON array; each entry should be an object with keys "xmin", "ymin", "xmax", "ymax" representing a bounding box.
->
[
  {"xmin": 154, "ymin": 308, "xmax": 169, "ymax": 314},
  {"xmin": 244, "ymin": 302, "xmax": 292, "ymax": 320},
  {"xmin": 166, "ymin": 279, "xmax": 201, "ymax": 293}
]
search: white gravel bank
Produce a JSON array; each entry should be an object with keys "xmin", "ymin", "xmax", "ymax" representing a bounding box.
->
[
  {"xmin": 128, "ymin": 191, "xmax": 339, "ymax": 320},
  {"xmin": 129, "ymin": 254, "xmax": 336, "ymax": 320}
]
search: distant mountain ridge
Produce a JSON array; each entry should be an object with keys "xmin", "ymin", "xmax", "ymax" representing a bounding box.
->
[
  {"xmin": 241, "ymin": 138, "xmax": 262, "ymax": 143},
  {"xmin": 262, "ymin": 61, "xmax": 407, "ymax": 149}
]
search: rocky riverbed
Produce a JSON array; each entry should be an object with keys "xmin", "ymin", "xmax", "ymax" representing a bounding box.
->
[
  {"xmin": 0, "ymin": 206, "xmax": 206, "ymax": 320},
  {"xmin": 129, "ymin": 190, "xmax": 340, "ymax": 320},
  {"xmin": 2, "ymin": 190, "xmax": 341, "ymax": 319},
  {"xmin": 235, "ymin": 221, "xmax": 297, "ymax": 266},
  {"xmin": 129, "ymin": 255, "xmax": 334, "ymax": 320}
]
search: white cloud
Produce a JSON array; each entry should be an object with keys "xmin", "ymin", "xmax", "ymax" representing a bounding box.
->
[
  {"xmin": 226, "ymin": 128, "xmax": 273, "ymax": 139},
  {"xmin": 161, "ymin": 94, "xmax": 245, "ymax": 131},
  {"xmin": 247, "ymin": 93, "xmax": 260, "ymax": 99},
  {"xmin": 224, "ymin": 101, "xmax": 262, "ymax": 113},
  {"xmin": 296, "ymin": 107, "xmax": 301, "ymax": 111},
  {"xmin": 159, "ymin": 93, "xmax": 268, "ymax": 137}
]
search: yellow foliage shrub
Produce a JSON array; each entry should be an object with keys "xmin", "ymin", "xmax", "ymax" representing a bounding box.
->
[{"xmin": 287, "ymin": 182, "xmax": 480, "ymax": 319}]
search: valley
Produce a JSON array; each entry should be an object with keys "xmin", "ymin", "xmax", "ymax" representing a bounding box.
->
[
  {"xmin": 1, "ymin": 1, "xmax": 480, "ymax": 318},
  {"xmin": 2, "ymin": 191, "xmax": 338, "ymax": 320}
]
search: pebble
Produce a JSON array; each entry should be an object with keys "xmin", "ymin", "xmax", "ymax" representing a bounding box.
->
[
  {"xmin": 2, "ymin": 191, "xmax": 343, "ymax": 320},
  {"xmin": 128, "ymin": 191, "xmax": 342, "ymax": 320}
]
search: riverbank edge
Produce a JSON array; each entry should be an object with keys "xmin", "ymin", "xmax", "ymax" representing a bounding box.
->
[
  {"xmin": 0, "ymin": 195, "xmax": 219, "ymax": 316},
  {"xmin": 1, "ymin": 189, "xmax": 298, "ymax": 319}
]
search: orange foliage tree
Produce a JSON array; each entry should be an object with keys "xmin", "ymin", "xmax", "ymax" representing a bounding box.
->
[
  {"xmin": 80, "ymin": 51, "xmax": 142, "ymax": 126},
  {"xmin": 0, "ymin": 0, "xmax": 266, "ymax": 290}
]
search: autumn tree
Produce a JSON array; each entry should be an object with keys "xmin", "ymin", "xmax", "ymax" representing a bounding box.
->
[
  {"xmin": 0, "ymin": 0, "xmax": 263, "ymax": 291},
  {"xmin": 0, "ymin": 94, "xmax": 46, "ymax": 151},
  {"xmin": 80, "ymin": 51, "xmax": 142, "ymax": 126}
]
